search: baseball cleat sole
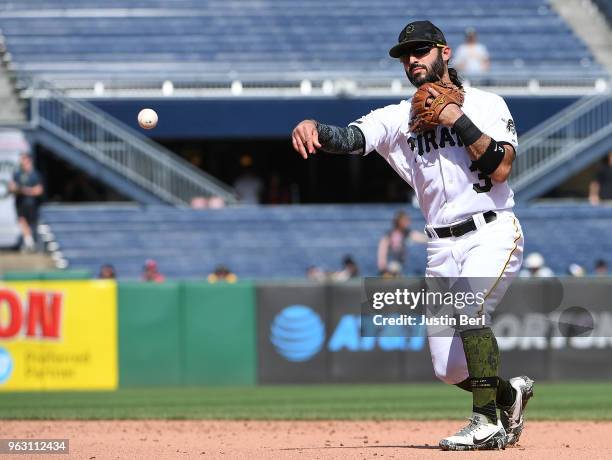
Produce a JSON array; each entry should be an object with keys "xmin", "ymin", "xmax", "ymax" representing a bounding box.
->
[
  {"xmin": 504, "ymin": 376, "xmax": 534, "ymax": 446},
  {"xmin": 439, "ymin": 431, "xmax": 507, "ymax": 451}
]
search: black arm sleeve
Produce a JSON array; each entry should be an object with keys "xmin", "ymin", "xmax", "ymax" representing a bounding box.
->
[{"xmin": 316, "ymin": 123, "xmax": 365, "ymax": 155}]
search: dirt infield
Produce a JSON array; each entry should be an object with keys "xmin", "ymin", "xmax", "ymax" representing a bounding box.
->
[{"xmin": 3, "ymin": 420, "xmax": 611, "ymax": 460}]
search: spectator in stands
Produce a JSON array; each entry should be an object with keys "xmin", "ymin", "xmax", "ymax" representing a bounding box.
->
[
  {"xmin": 207, "ymin": 196, "xmax": 226, "ymax": 208},
  {"xmin": 377, "ymin": 211, "xmax": 427, "ymax": 276},
  {"xmin": 207, "ymin": 265, "xmax": 237, "ymax": 283},
  {"xmin": 190, "ymin": 195, "xmax": 225, "ymax": 209},
  {"xmin": 519, "ymin": 252, "xmax": 554, "ymax": 277},
  {"xmin": 306, "ymin": 265, "xmax": 326, "ymax": 282},
  {"xmin": 142, "ymin": 259, "xmax": 165, "ymax": 283},
  {"xmin": 266, "ymin": 173, "xmax": 291, "ymax": 204},
  {"xmin": 453, "ymin": 28, "xmax": 490, "ymax": 77},
  {"xmin": 331, "ymin": 255, "xmax": 360, "ymax": 281},
  {"xmin": 380, "ymin": 261, "xmax": 403, "ymax": 278},
  {"xmin": 567, "ymin": 263, "xmax": 585, "ymax": 277},
  {"xmin": 588, "ymin": 152, "xmax": 612, "ymax": 205},
  {"xmin": 594, "ymin": 259, "xmax": 608, "ymax": 276},
  {"xmin": 9, "ymin": 153, "xmax": 43, "ymax": 252},
  {"xmin": 233, "ymin": 155, "xmax": 263, "ymax": 204},
  {"xmin": 98, "ymin": 264, "xmax": 117, "ymax": 279},
  {"xmin": 190, "ymin": 196, "xmax": 209, "ymax": 209}
]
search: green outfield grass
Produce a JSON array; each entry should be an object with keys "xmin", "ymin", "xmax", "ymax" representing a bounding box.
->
[{"xmin": 0, "ymin": 383, "xmax": 610, "ymax": 420}]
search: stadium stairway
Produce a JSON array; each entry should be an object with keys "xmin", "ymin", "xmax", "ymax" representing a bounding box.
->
[
  {"xmin": 41, "ymin": 203, "xmax": 612, "ymax": 280},
  {"xmin": 23, "ymin": 79, "xmax": 237, "ymax": 205},
  {"xmin": 0, "ymin": 40, "xmax": 25, "ymax": 123},
  {"xmin": 510, "ymin": 92, "xmax": 612, "ymax": 202}
]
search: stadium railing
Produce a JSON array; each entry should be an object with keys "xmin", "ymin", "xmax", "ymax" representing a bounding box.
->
[
  {"xmin": 18, "ymin": 70, "xmax": 611, "ymax": 99},
  {"xmin": 26, "ymin": 78, "xmax": 237, "ymax": 206},
  {"xmin": 511, "ymin": 90, "xmax": 612, "ymax": 200}
]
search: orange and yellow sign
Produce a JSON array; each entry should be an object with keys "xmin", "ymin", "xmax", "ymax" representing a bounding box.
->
[{"xmin": 0, "ymin": 280, "xmax": 117, "ymax": 390}]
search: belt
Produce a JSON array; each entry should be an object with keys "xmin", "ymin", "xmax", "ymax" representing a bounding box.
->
[{"xmin": 428, "ymin": 211, "xmax": 497, "ymax": 238}]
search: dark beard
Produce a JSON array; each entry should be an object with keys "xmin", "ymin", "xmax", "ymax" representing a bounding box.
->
[{"xmin": 406, "ymin": 50, "xmax": 445, "ymax": 87}]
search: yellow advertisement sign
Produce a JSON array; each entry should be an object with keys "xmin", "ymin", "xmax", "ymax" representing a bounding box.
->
[{"xmin": 0, "ymin": 280, "xmax": 117, "ymax": 390}]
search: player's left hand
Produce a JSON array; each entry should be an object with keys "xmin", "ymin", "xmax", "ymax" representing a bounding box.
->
[
  {"xmin": 426, "ymin": 86, "xmax": 463, "ymax": 127},
  {"xmin": 409, "ymin": 81, "xmax": 464, "ymax": 133}
]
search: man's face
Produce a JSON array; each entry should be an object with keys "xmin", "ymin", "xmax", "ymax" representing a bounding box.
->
[
  {"xmin": 400, "ymin": 45, "xmax": 446, "ymax": 87},
  {"xmin": 20, "ymin": 155, "xmax": 32, "ymax": 172}
]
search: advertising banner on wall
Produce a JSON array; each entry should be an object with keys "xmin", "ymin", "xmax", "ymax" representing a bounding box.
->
[
  {"xmin": 0, "ymin": 280, "xmax": 118, "ymax": 390},
  {"xmin": 326, "ymin": 283, "xmax": 431, "ymax": 383},
  {"xmin": 492, "ymin": 277, "xmax": 612, "ymax": 379},
  {"xmin": 257, "ymin": 282, "xmax": 433, "ymax": 384},
  {"xmin": 257, "ymin": 278, "xmax": 612, "ymax": 384},
  {"xmin": 257, "ymin": 283, "xmax": 329, "ymax": 383}
]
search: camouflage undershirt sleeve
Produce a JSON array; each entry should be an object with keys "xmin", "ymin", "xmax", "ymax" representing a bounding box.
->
[{"xmin": 316, "ymin": 123, "xmax": 365, "ymax": 155}]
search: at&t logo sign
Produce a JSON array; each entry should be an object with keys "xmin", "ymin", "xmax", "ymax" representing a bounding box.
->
[{"xmin": 270, "ymin": 305, "xmax": 325, "ymax": 362}]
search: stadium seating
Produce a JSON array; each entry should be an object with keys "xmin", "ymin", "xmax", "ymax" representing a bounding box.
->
[
  {"xmin": 0, "ymin": 0, "xmax": 603, "ymax": 82},
  {"xmin": 41, "ymin": 204, "xmax": 612, "ymax": 280}
]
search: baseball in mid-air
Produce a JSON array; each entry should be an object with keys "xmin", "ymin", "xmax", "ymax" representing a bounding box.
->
[{"xmin": 137, "ymin": 108, "xmax": 158, "ymax": 129}]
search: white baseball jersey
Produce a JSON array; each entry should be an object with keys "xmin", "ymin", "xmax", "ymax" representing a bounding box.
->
[{"xmin": 350, "ymin": 87, "xmax": 518, "ymax": 226}]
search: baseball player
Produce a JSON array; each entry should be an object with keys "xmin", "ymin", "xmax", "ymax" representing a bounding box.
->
[{"xmin": 291, "ymin": 20, "xmax": 534, "ymax": 451}]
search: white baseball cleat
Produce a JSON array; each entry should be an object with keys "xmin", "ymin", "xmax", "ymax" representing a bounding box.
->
[
  {"xmin": 500, "ymin": 376, "xmax": 534, "ymax": 446},
  {"xmin": 439, "ymin": 413, "xmax": 507, "ymax": 451}
]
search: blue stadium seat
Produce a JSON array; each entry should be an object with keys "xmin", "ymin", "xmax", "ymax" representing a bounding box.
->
[
  {"xmin": 0, "ymin": 0, "xmax": 603, "ymax": 81},
  {"xmin": 41, "ymin": 204, "xmax": 612, "ymax": 280}
]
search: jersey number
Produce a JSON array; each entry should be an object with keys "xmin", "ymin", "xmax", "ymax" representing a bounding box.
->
[{"xmin": 469, "ymin": 163, "xmax": 493, "ymax": 193}]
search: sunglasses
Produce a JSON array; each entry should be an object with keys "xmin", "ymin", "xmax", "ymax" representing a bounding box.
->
[{"xmin": 401, "ymin": 43, "xmax": 445, "ymax": 58}]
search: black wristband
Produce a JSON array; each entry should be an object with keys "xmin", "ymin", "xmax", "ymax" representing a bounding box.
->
[
  {"xmin": 472, "ymin": 139, "xmax": 505, "ymax": 175},
  {"xmin": 453, "ymin": 114, "xmax": 483, "ymax": 146}
]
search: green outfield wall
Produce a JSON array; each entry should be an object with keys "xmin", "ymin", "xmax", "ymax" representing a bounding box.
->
[
  {"xmin": 3, "ymin": 277, "xmax": 608, "ymax": 390},
  {"xmin": 108, "ymin": 278, "xmax": 612, "ymax": 387},
  {"xmin": 118, "ymin": 282, "xmax": 257, "ymax": 387}
]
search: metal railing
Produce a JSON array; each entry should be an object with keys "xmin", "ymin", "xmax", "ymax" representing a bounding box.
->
[
  {"xmin": 29, "ymin": 79, "xmax": 237, "ymax": 206},
  {"xmin": 510, "ymin": 91, "xmax": 612, "ymax": 191},
  {"xmin": 21, "ymin": 70, "xmax": 611, "ymax": 99}
]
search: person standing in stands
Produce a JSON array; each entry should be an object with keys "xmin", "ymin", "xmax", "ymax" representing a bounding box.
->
[
  {"xmin": 377, "ymin": 210, "xmax": 428, "ymax": 276},
  {"xmin": 233, "ymin": 155, "xmax": 263, "ymax": 204},
  {"xmin": 454, "ymin": 28, "xmax": 490, "ymax": 78},
  {"xmin": 9, "ymin": 153, "xmax": 43, "ymax": 252}
]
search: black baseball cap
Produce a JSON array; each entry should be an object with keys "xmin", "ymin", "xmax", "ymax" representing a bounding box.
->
[{"xmin": 389, "ymin": 20, "xmax": 447, "ymax": 58}]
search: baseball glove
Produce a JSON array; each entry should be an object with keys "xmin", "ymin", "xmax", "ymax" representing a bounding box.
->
[{"xmin": 409, "ymin": 81, "xmax": 465, "ymax": 134}]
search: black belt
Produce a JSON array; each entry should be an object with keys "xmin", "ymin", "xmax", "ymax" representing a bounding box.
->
[{"xmin": 429, "ymin": 211, "xmax": 497, "ymax": 238}]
